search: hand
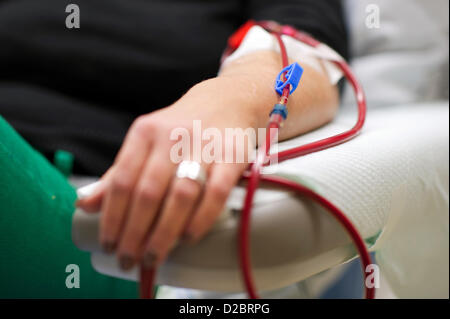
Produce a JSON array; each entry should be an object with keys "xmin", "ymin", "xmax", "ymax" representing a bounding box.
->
[
  {"xmin": 76, "ymin": 76, "xmax": 257, "ymax": 270},
  {"xmin": 76, "ymin": 50, "xmax": 339, "ymax": 271}
]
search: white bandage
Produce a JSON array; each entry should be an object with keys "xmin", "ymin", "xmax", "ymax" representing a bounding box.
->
[{"xmin": 221, "ymin": 26, "xmax": 344, "ymax": 85}]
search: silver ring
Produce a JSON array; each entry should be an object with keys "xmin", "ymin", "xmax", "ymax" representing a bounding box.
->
[{"xmin": 175, "ymin": 161, "xmax": 207, "ymax": 186}]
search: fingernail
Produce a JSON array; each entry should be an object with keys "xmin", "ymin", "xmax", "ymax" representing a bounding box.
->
[
  {"xmin": 142, "ymin": 252, "xmax": 157, "ymax": 269},
  {"xmin": 102, "ymin": 241, "xmax": 116, "ymax": 254},
  {"xmin": 75, "ymin": 199, "xmax": 94, "ymax": 212},
  {"xmin": 119, "ymin": 255, "xmax": 134, "ymax": 271}
]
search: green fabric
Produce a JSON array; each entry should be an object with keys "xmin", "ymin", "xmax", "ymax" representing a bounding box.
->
[
  {"xmin": 0, "ymin": 116, "xmax": 137, "ymax": 298},
  {"xmin": 53, "ymin": 150, "xmax": 75, "ymax": 178}
]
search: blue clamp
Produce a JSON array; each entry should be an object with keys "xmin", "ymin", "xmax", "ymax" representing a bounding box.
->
[
  {"xmin": 270, "ymin": 103, "xmax": 288, "ymax": 120},
  {"xmin": 274, "ymin": 62, "xmax": 303, "ymax": 95}
]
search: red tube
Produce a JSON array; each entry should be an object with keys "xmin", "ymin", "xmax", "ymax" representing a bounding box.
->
[
  {"xmin": 140, "ymin": 266, "xmax": 155, "ymax": 299},
  {"xmin": 253, "ymin": 175, "xmax": 376, "ymax": 299},
  {"xmin": 140, "ymin": 21, "xmax": 374, "ymax": 300},
  {"xmin": 237, "ymin": 22, "xmax": 373, "ymax": 299}
]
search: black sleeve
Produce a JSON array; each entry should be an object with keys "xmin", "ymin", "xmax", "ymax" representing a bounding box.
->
[{"xmin": 245, "ymin": 0, "xmax": 349, "ymax": 60}]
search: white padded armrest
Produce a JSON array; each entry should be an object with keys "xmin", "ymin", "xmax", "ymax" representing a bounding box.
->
[{"xmin": 72, "ymin": 103, "xmax": 449, "ymax": 296}]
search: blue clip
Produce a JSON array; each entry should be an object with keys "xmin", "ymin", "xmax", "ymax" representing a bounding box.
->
[
  {"xmin": 270, "ymin": 103, "xmax": 288, "ymax": 120},
  {"xmin": 274, "ymin": 62, "xmax": 303, "ymax": 95}
]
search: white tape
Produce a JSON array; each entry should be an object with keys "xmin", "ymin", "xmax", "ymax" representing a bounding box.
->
[{"xmin": 220, "ymin": 26, "xmax": 344, "ymax": 85}]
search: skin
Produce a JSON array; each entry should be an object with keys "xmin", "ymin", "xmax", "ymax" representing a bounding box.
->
[{"xmin": 76, "ymin": 50, "xmax": 339, "ymax": 271}]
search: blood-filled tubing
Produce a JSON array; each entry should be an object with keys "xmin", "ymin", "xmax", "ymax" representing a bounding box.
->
[{"xmin": 140, "ymin": 20, "xmax": 375, "ymax": 300}]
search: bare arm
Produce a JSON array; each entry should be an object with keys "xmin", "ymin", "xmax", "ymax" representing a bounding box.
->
[
  {"xmin": 77, "ymin": 50, "xmax": 340, "ymax": 270},
  {"xmin": 218, "ymin": 50, "xmax": 339, "ymax": 140}
]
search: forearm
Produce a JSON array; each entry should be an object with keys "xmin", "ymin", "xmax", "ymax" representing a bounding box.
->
[
  {"xmin": 77, "ymin": 44, "xmax": 342, "ymax": 267},
  {"xmin": 215, "ymin": 50, "xmax": 340, "ymax": 140}
]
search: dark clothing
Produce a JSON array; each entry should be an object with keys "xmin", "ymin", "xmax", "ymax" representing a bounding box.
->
[{"xmin": 0, "ymin": 0, "xmax": 348, "ymax": 175}]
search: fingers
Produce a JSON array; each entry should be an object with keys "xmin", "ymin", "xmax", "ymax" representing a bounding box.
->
[
  {"xmin": 79, "ymin": 154, "xmax": 242, "ymax": 271},
  {"xmin": 76, "ymin": 167, "xmax": 115, "ymax": 213},
  {"xmin": 99, "ymin": 118, "xmax": 154, "ymax": 252},
  {"xmin": 116, "ymin": 150, "xmax": 175, "ymax": 270},
  {"xmin": 184, "ymin": 163, "xmax": 244, "ymax": 243},
  {"xmin": 141, "ymin": 171, "xmax": 205, "ymax": 268},
  {"xmin": 76, "ymin": 116, "xmax": 154, "ymax": 214},
  {"xmin": 77, "ymin": 115, "xmax": 245, "ymax": 271},
  {"xmin": 75, "ymin": 181, "xmax": 106, "ymax": 213}
]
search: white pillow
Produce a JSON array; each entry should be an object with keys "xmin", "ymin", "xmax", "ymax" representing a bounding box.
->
[{"xmin": 342, "ymin": 0, "xmax": 449, "ymax": 109}]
